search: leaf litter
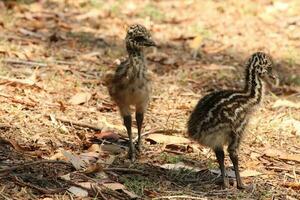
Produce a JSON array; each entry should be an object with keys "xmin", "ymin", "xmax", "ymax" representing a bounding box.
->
[{"xmin": 0, "ymin": 0, "xmax": 299, "ymax": 199}]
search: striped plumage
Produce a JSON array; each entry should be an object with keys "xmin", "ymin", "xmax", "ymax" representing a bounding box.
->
[
  {"xmin": 105, "ymin": 24, "xmax": 155, "ymax": 161},
  {"xmin": 188, "ymin": 52, "xmax": 277, "ymax": 189}
]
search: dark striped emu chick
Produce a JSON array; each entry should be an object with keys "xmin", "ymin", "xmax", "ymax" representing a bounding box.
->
[
  {"xmin": 188, "ymin": 52, "xmax": 277, "ymax": 189},
  {"xmin": 106, "ymin": 24, "xmax": 156, "ymax": 161}
]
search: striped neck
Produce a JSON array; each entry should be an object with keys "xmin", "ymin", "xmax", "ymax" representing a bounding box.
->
[
  {"xmin": 128, "ymin": 49, "xmax": 146, "ymax": 78},
  {"xmin": 244, "ymin": 64, "xmax": 264, "ymax": 105}
]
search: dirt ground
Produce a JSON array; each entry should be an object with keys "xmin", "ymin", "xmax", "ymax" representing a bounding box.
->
[{"xmin": 0, "ymin": 0, "xmax": 300, "ymax": 199}]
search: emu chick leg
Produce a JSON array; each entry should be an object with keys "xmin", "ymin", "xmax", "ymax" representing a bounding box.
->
[
  {"xmin": 215, "ymin": 148, "xmax": 229, "ymax": 188},
  {"xmin": 123, "ymin": 115, "xmax": 135, "ymax": 161},
  {"xmin": 135, "ymin": 112, "xmax": 144, "ymax": 152}
]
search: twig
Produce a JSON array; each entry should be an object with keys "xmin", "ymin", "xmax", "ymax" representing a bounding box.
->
[
  {"xmin": 0, "ymin": 93, "xmax": 37, "ymax": 107},
  {"xmin": 103, "ymin": 167, "xmax": 145, "ymax": 174},
  {"xmin": 91, "ymin": 184, "xmax": 108, "ymax": 200},
  {"xmin": 0, "ymin": 160, "xmax": 72, "ymax": 173},
  {"xmin": 3, "ymin": 58, "xmax": 77, "ymax": 67},
  {"xmin": 0, "ymin": 76, "xmax": 42, "ymax": 90},
  {"xmin": 45, "ymin": 114, "xmax": 102, "ymax": 131},
  {"xmin": 101, "ymin": 188, "xmax": 127, "ymax": 200},
  {"xmin": 95, "ymin": 139, "xmax": 128, "ymax": 149},
  {"xmin": 132, "ymin": 128, "xmax": 183, "ymax": 142},
  {"xmin": 163, "ymin": 149, "xmax": 185, "ymax": 155},
  {"xmin": 11, "ymin": 175, "xmax": 66, "ymax": 194},
  {"xmin": 18, "ymin": 28, "xmax": 45, "ymax": 40},
  {"xmin": 0, "ymin": 123, "xmax": 12, "ymax": 129},
  {"xmin": 3, "ymin": 58, "xmax": 48, "ymax": 67},
  {"xmin": 153, "ymin": 195, "xmax": 207, "ymax": 200},
  {"xmin": 265, "ymin": 166, "xmax": 300, "ymax": 174}
]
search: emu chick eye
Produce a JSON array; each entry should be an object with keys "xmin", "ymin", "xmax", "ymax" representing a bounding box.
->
[{"xmin": 135, "ymin": 36, "xmax": 145, "ymax": 42}]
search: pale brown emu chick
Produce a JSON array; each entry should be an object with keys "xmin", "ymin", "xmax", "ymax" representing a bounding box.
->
[
  {"xmin": 188, "ymin": 52, "xmax": 277, "ymax": 189},
  {"xmin": 105, "ymin": 24, "xmax": 155, "ymax": 161}
]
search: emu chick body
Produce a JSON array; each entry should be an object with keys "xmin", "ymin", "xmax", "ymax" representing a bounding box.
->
[
  {"xmin": 106, "ymin": 24, "xmax": 155, "ymax": 161},
  {"xmin": 188, "ymin": 52, "xmax": 276, "ymax": 189}
]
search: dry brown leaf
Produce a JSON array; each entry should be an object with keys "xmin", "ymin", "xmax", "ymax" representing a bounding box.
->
[
  {"xmin": 62, "ymin": 150, "xmax": 86, "ymax": 170},
  {"xmin": 210, "ymin": 168, "xmax": 236, "ymax": 178},
  {"xmin": 67, "ymin": 186, "xmax": 89, "ymax": 197},
  {"xmin": 88, "ymin": 144, "xmax": 101, "ymax": 153},
  {"xmin": 1, "ymin": 138, "xmax": 43, "ymax": 157},
  {"xmin": 210, "ymin": 168, "xmax": 262, "ymax": 178},
  {"xmin": 160, "ymin": 162, "xmax": 203, "ymax": 172},
  {"xmin": 282, "ymin": 182, "xmax": 300, "ymax": 190},
  {"xmin": 165, "ymin": 144, "xmax": 188, "ymax": 152},
  {"xmin": 79, "ymin": 151, "xmax": 100, "ymax": 163},
  {"xmin": 94, "ymin": 130, "xmax": 120, "ymax": 141},
  {"xmin": 83, "ymin": 163, "xmax": 103, "ymax": 174},
  {"xmin": 146, "ymin": 134, "xmax": 190, "ymax": 144},
  {"xmin": 103, "ymin": 183, "xmax": 139, "ymax": 199},
  {"xmin": 272, "ymin": 99, "xmax": 300, "ymax": 109},
  {"xmin": 264, "ymin": 148, "xmax": 300, "ymax": 163},
  {"xmin": 189, "ymin": 35, "xmax": 203, "ymax": 50},
  {"xmin": 68, "ymin": 92, "xmax": 92, "ymax": 105},
  {"xmin": 240, "ymin": 169, "xmax": 263, "ymax": 177},
  {"xmin": 100, "ymin": 144, "xmax": 125, "ymax": 154}
]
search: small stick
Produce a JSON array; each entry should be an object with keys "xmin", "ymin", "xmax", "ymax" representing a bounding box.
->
[
  {"xmin": 132, "ymin": 128, "xmax": 183, "ymax": 142},
  {"xmin": 3, "ymin": 58, "xmax": 77, "ymax": 66},
  {"xmin": 91, "ymin": 184, "xmax": 108, "ymax": 200},
  {"xmin": 265, "ymin": 166, "xmax": 300, "ymax": 174},
  {"xmin": 0, "ymin": 93, "xmax": 37, "ymax": 107},
  {"xmin": 18, "ymin": 28, "xmax": 45, "ymax": 40},
  {"xmin": 3, "ymin": 58, "xmax": 48, "ymax": 67},
  {"xmin": 103, "ymin": 167, "xmax": 145, "ymax": 174},
  {"xmin": 45, "ymin": 114, "xmax": 102, "ymax": 131},
  {"xmin": 163, "ymin": 149, "xmax": 185, "ymax": 155},
  {"xmin": 11, "ymin": 175, "xmax": 66, "ymax": 194},
  {"xmin": 153, "ymin": 195, "xmax": 207, "ymax": 200},
  {"xmin": 0, "ymin": 76, "xmax": 38, "ymax": 87},
  {"xmin": 0, "ymin": 123, "xmax": 12, "ymax": 129},
  {"xmin": 0, "ymin": 160, "xmax": 71, "ymax": 173},
  {"xmin": 95, "ymin": 139, "xmax": 128, "ymax": 149}
]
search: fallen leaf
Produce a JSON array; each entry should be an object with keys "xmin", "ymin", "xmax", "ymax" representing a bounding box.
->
[
  {"xmin": 103, "ymin": 182, "xmax": 125, "ymax": 190},
  {"xmin": 189, "ymin": 35, "xmax": 203, "ymax": 50},
  {"xmin": 79, "ymin": 151, "xmax": 100, "ymax": 163},
  {"xmin": 49, "ymin": 150, "xmax": 65, "ymax": 160},
  {"xmin": 94, "ymin": 130, "xmax": 120, "ymax": 141},
  {"xmin": 83, "ymin": 163, "xmax": 103, "ymax": 174},
  {"xmin": 60, "ymin": 173, "xmax": 71, "ymax": 181},
  {"xmin": 49, "ymin": 114, "xmax": 69, "ymax": 134},
  {"xmin": 68, "ymin": 92, "xmax": 92, "ymax": 105},
  {"xmin": 88, "ymin": 144, "xmax": 101, "ymax": 153},
  {"xmin": 282, "ymin": 182, "xmax": 300, "ymax": 190},
  {"xmin": 165, "ymin": 144, "xmax": 187, "ymax": 152},
  {"xmin": 58, "ymin": 101, "xmax": 66, "ymax": 112},
  {"xmin": 240, "ymin": 169, "xmax": 262, "ymax": 177},
  {"xmin": 103, "ymin": 183, "xmax": 139, "ymax": 199},
  {"xmin": 77, "ymin": 182, "xmax": 92, "ymax": 189},
  {"xmin": 250, "ymin": 152, "xmax": 261, "ymax": 160},
  {"xmin": 281, "ymin": 118, "xmax": 300, "ymax": 136},
  {"xmin": 210, "ymin": 168, "xmax": 236, "ymax": 178},
  {"xmin": 62, "ymin": 150, "xmax": 86, "ymax": 170},
  {"xmin": 67, "ymin": 186, "xmax": 88, "ymax": 197},
  {"xmin": 160, "ymin": 162, "xmax": 203, "ymax": 172},
  {"xmin": 146, "ymin": 134, "xmax": 190, "ymax": 144},
  {"xmin": 100, "ymin": 144, "xmax": 125, "ymax": 154},
  {"xmin": 264, "ymin": 148, "xmax": 300, "ymax": 163},
  {"xmin": 272, "ymin": 99, "xmax": 300, "ymax": 109},
  {"xmin": 210, "ymin": 168, "xmax": 262, "ymax": 178}
]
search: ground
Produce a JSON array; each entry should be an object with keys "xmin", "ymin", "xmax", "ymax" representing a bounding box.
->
[{"xmin": 0, "ymin": 0, "xmax": 300, "ymax": 200}]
